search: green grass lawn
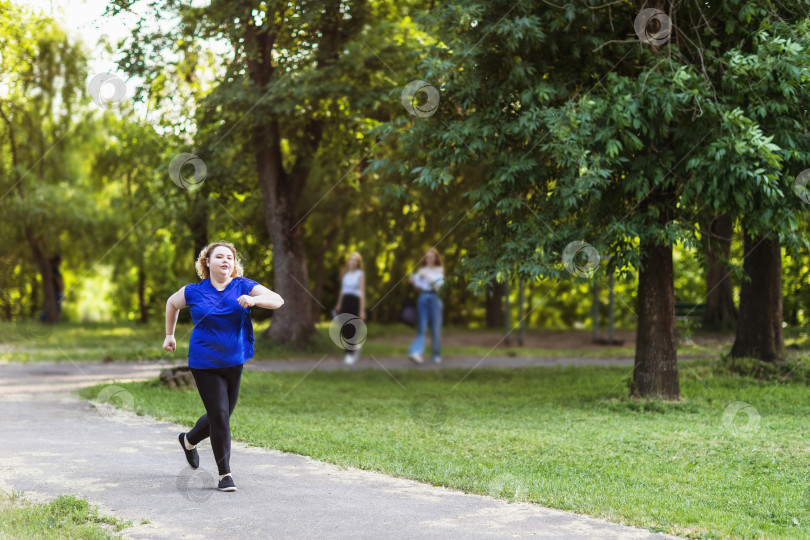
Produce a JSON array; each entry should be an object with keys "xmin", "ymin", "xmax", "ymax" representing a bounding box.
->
[
  {"xmin": 0, "ymin": 320, "xmax": 335, "ymax": 362},
  {"xmin": 79, "ymin": 358, "xmax": 810, "ymax": 539},
  {"xmin": 0, "ymin": 320, "xmax": 730, "ymax": 363},
  {"xmin": 0, "ymin": 492, "xmax": 130, "ymax": 539}
]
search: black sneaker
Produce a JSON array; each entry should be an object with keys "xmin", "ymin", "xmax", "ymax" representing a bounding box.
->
[
  {"xmin": 178, "ymin": 433, "xmax": 199, "ymax": 470},
  {"xmin": 218, "ymin": 474, "xmax": 237, "ymax": 492}
]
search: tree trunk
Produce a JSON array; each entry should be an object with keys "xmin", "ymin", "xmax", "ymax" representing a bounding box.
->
[
  {"xmin": 702, "ymin": 214, "xmax": 736, "ymax": 331},
  {"xmin": 517, "ymin": 277, "xmax": 525, "ymax": 346},
  {"xmin": 138, "ymin": 262, "xmax": 148, "ymax": 323},
  {"xmin": 26, "ymin": 229, "xmax": 58, "ymax": 324},
  {"xmin": 246, "ymin": 37, "xmax": 318, "ymax": 343},
  {"xmin": 485, "ymin": 281, "xmax": 505, "ymax": 328},
  {"xmin": 252, "ymin": 117, "xmax": 315, "ymax": 343},
  {"xmin": 29, "ymin": 274, "xmax": 38, "ymax": 318},
  {"xmin": 503, "ymin": 280, "xmax": 511, "ymax": 346},
  {"xmin": 312, "ymin": 226, "xmax": 339, "ymax": 322},
  {"xmin": 257, "ymin": 152, "xmax": 315, "ymax": 344},
  {"xmin": 633, "ymin": 240, "xmax": 679, "ymax": 398},
  {"xmin": 1, "ymin": 286, "xmax": 10, "ymax": 320},
  {"xmin": 244, "ymin": 7, "xmax": 342, "ymax": 344},
  {"xmin": 731, "ymin": 230, "xmax": 783, "ymax": 362},
  {"xmin": 632, "ymin": 178, "xmax": 678, "ymax": 399}
]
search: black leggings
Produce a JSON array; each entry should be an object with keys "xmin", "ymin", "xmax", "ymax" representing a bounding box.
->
[
  {"xmin": 339, "ymin": 294, "xmax": 361, "ymax": 352},
  {"xmin": 186, "ymin": 364, "xmax": 243, "ymax": 475}
]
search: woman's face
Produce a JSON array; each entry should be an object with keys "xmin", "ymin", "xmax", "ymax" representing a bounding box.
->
[
  {"xmin": 424, "ymin": 250, "xmax": 436, "ymax": 266},
  {"xmin": 348, "ymin": 255, "xmax": 359, "ymax": 270},
  {"xmin": 208, "ymin": 246, "xmax": 235, "ymax": 280}
]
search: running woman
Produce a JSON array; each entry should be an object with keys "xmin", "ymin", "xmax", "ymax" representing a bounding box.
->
[{"xmin": 163, "ymin": 241, "xmax": 284, "ymax": 492}]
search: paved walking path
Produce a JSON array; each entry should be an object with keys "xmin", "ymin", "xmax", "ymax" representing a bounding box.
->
[{"xmin": 0, "ymin": 360, "xmax": 678, "ymax": 539}]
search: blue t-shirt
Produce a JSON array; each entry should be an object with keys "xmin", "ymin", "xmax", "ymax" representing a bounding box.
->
[{"xmin": 184, "ymin": 276, "xmax": 260, "ymax": 369}]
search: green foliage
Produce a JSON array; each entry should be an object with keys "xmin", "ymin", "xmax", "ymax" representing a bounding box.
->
[
  {"xmin": 3, "ymin": 0, "xmax": 810, "ymax": 333},
  {"xmin": 106, "ymin": 0, "xmax": 457, "ymax": 328},
  {"xmin": 374, "ymin": 0, "xmax": 810, "ymax": 295},
  {"xmin": 0, "ymin": 2, "xmax": 100, "ymax": 316}
]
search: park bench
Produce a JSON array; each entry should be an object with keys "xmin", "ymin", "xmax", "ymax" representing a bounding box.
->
[{"xmin": 674, "ymin": 302, "xmax": 706, "ymax": 322}]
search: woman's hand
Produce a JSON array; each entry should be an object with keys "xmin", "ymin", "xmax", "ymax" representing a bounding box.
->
[
  {"xmin": 237, "ymin": 295, "xmax": 256, "ymax": 308},
  {"xmin": 360, "ymin": 309, "xmax": 366, "ymax": 321},
  {"xmin": 163, "ymin": 335, "xmax": 177, "ymax": 352}
]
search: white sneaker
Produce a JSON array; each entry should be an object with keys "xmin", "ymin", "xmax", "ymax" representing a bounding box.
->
[
  {"xmin": 344, "ymin": 352, "xmax": 356, "ymax": 365},
  {"xmin": 432, "ymin": 356, "xmax": 441, "ymax": 364},
  {"xmin": 408, "ymin": 353, "xmax": 423, "ymax": 364}
]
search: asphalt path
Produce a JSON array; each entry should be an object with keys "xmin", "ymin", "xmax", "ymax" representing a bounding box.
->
[{"xmin": 0, "ymin": 360, "xmax": 678, "ymax": 539}]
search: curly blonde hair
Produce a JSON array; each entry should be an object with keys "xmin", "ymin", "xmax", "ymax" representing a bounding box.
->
[{"xmin": 195, "ymin": 241, "xmax": 244, "ymax": 280}]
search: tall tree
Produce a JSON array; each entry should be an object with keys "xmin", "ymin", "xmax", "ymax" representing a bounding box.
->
[
  {"xmin": 110, "ymin": 0, "xmax": 432, "ymax": 343},
  {"xmin": 0, "ymin": 4, "xmax": 92, "ymax": 323},
  {"xmin": 374, "ymin": 0, "xmax": 810, "ymax": 397},
  {"xmin": 702, "ymin": 215, "xmax": 737, "ymax": 331},
  {"xmin": 731, "ymin": 230, "xmax": 783, "ymax": 361},
  {"xmin": 722, "ymin": 12, "xmax": 810, "ymax": 361},
  {"xmin": 91, "ymin": 111, "xmax": 177, "ymax": 323}
]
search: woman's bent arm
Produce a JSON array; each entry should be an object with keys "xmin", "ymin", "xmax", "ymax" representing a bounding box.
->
[
  {"xmin": 163, "ymin": 288, "xmax": 187, "ymax": 352},
  {"xmin": 245, "ymin": 284, "xmax": 284, "ymax": 309}
]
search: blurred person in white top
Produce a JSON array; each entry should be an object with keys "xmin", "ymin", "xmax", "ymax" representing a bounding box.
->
[
  {"xmin": 334, "ymin": 252, "xmax": 366, "ymax": 364},
  {"xmin": 408, "ymin": 248, "xmax": 445, "ymax": 364}
]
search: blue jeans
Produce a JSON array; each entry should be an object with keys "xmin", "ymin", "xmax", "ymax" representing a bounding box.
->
[
  {"xmin": 38, "ymin": 292, "xmax": 64, "ymax": 322},
  {"xmin": 408, "ymin": 292, "xmax": 442, "ymax": 358}
]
